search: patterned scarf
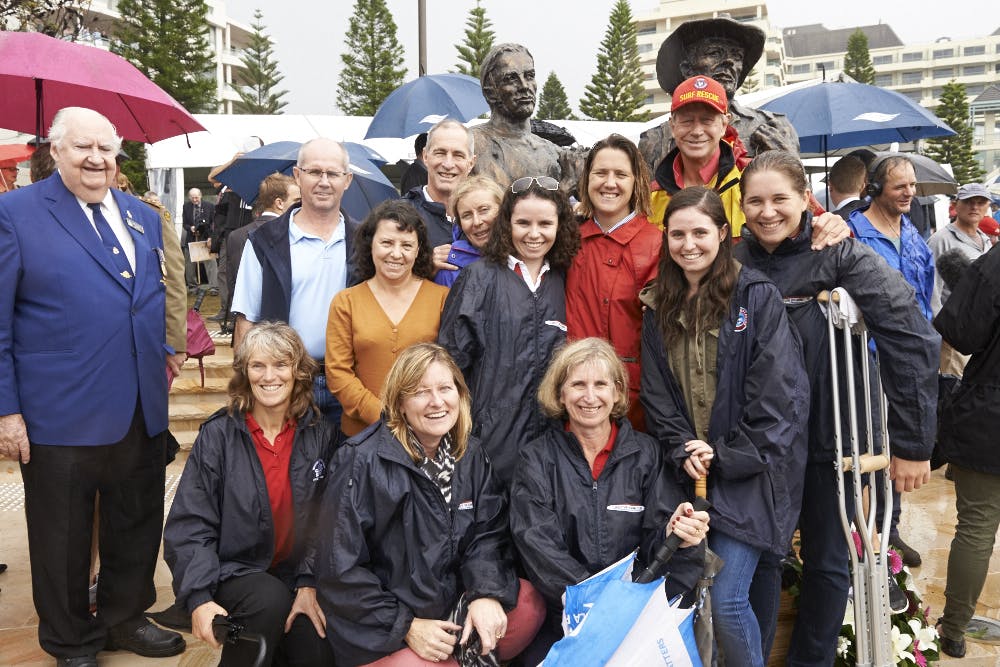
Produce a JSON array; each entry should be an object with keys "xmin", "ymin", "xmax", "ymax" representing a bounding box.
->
[{"xmin": 414, "ymin": 430, "xmax": 455, "ymax": 504}]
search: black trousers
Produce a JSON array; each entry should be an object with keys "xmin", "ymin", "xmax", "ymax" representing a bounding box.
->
[
  {"xmin": 21, "ymin": 404, "xmax": 166, "ymax": 659},
  {"xmin": 213, "ymin": 571, "xmax": 334, "ymax": 667}
]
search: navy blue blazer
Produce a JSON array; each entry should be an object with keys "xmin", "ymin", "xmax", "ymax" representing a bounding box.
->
[{"xmin": 0, "ymin": 173, "xmax": 168, "ymax": 445}]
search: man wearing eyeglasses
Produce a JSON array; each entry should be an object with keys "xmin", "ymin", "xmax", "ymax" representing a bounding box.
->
[{"xmin": 231, "ymin": 138, "xmax": 360, "ymax": 428}]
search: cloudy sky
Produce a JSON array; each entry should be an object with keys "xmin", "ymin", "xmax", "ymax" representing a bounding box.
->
[{"xmin": 224, "ymin": 0, "xmax": 997, "ymax": 115}]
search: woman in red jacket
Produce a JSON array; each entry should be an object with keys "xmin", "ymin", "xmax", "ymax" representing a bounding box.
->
[{"xmin": 565, "ymin": 134, "xmax": 662, "ymax": 430}]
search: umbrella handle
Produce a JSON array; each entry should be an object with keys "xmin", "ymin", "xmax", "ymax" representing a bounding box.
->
[
  {"xmin": 634, "ymin": 496, "xmax": 712, "ymax": 584},
  {"xmin": 694, "ymin": 476, "xmax": 707, "ymax": 500}
]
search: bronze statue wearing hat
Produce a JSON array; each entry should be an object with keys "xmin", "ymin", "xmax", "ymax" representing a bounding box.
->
[{"xmin": 638, "ymin": 16, "xmax": 799, "ymax": 172}]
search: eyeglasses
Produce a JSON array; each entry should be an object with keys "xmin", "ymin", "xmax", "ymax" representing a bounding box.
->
[
  {"xmin": 510, "ymin": 176, "xmax": 560, "ymax": 193},
  {"xmin": 296, "ymin": 167, "xmax": 348, "ymax": 181}
]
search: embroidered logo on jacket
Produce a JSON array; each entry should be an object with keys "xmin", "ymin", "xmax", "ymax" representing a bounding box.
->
[
  {"xmin": 458, "ymin": 500, "xmax": 474, "ymax": 511},
  {"xmin": 311, "ymin": 459, "xmax": 326, "ymax": 482},
  {"xmin": 607, "ymin": 504, "xmax": 645, "ymax": 513},
  {"xmin": 734, "ymin": 306, "xmax": 748, "ymax": 332}
]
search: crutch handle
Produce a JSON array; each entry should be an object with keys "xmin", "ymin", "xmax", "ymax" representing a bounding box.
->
[
  {"xmin": 842, "ymin": 453, "xmax": 890, "ymax": 474},
  {"xmin": 694, "ymin": 477, "xmax": 707, "ymax": 499},
  {"xmin": 817, "ymin": 290, "xmax": 839, "ymax": 304}
]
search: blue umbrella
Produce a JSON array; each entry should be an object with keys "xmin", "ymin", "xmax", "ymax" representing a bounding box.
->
[
  {"xmin": 364, "ymin": 73, "xmax": 488, "ymax": 139},
  {"xmin": 214, "ymin": 140, "xmax": 396, "ymax": 221},
  {"xmin": 758, "ymin": 82, "xmax": 955, "ymax": 154}
]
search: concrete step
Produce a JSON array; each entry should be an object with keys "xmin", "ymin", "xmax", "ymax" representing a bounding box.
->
[
  {"xmin": 172, "ymin": 429, "xmax": 201, "ymax": 451},
  {"xmin": 169, "ymin": 376, "xmax": 230, "ymax": 407},
  {"xmin": 168, "ymin": 401, "xmax": 223, "ymax": 435},
  {"xmin": 176, "ymin": 355, "xmax": 234, "ymax": 380}
]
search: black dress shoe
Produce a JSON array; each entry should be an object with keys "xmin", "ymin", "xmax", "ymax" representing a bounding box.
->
[
  {"xmin": 206, "ymin": 309, "xmax": 227, "ymax": 322},
  {"xmin": 887, "ymin": 566, "xmax": 909, "ymax": 614},
  {"xmin": 890, "ymin": 535, "xmax": 922, "ymax": 567},
  {"xmin": 106, "ymin": 620, "xmax": 186, "ymax": 657},
  {"xmin": 936, "ymin": 621, "xmax": 967, "ymax": 658},
  {"xmin": 56, "ymin": 656, "xmax": 97, "ymax": 667}
]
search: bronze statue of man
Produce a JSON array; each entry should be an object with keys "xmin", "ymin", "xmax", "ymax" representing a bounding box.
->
[
  {"xmin": 470, "ymin": 43, "xmax": 565, "ymax": 189},
  {"xmin": 639, "ymin": 17, "xmax": 799, "ymax": 172}
]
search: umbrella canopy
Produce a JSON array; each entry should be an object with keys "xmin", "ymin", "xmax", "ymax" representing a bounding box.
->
[
  {"xmin": 0, "ymin": 31, "xmax": 204, "ymax": 143},
  {"xmin": 214, "ymin": 140, "xmax": 396, "ymax": 222},
  {"xmin": 365, "ymin": 73, "xmax": 488, "ymax": 139},
  {"xmin": 0, "ymin": 143, "xmax": 34, "ymax": 167},
  {"xmin": 758, "ymin": 81, "xmax": 955, "ymax": 153},
  {"xmin": 875, "ymin": 152, "xmax": 957, "ymax": 197}
]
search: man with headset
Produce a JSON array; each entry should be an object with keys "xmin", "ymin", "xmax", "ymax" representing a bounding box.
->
[{"xmin": 846, "ymin": 154, "xmax": 935, "ymax": 569}]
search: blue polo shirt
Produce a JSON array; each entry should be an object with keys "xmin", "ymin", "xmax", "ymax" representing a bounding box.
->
[{"xmin": 231, "ymin": 210, "xmax": 347, "ymax": 359}]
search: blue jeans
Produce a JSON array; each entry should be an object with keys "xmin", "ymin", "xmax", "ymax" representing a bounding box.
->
[
  {"xmin": 312, "ymin": 373, "xmax": 343, "ymax": 433},
  {"xmin": 710, "ymin": 531, "xmax": 765, "ymax": 667},
  {"xmin": 788, "ymin": 462, "xmax": 855, "ymax": 666},
  {"xmin": 750, "ymin": 550, "xmax": 783, "ymax": 662}
]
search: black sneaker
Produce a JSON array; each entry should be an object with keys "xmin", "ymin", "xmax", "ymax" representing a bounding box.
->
[
  {"xmin": 890, "ymin": 535, "xmax": 922, "ymax": 567},
  {"xmin": 887, "ymin": 564, "xmax": 909, "ymax": 614},
  {"xmin": 936, "ymin": 620, "xmax": 967, "ymax": 658}
]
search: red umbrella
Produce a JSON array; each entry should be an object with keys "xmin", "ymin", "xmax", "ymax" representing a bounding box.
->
[
  {"xmin": 0, "ymin": 143, "xmax": 34, "ymax": 167},
  {"xmin": 0, "ymin": 31, "xmax": 205, "ymax": 143}
]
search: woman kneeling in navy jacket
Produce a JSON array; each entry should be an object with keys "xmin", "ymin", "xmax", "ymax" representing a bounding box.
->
[{"xmin": 164, "ymin": 322, "xmax": 338, "ymax": 666}]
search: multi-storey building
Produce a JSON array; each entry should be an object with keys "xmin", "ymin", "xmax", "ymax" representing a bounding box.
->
[
  {"xmin": 633, "ymin": 0, "xmax": 787, "ymax": 117},
  {"xmin": 60, "ymin": 0, "xmax": 251, "ymax": 113}
]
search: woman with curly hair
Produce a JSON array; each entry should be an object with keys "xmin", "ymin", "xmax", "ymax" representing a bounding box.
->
[
  {"xmin": 164, "ymin": 322, "xmax": 338, "ymax": 667},
  {"xmin": 640, "ymin": 186, "xmax": 809, "ymax": 667},
  {"xmin": 326, "ymin": 200, "xmax": 449, "ymax": 436},
  {"xmin": 438, "ymin": 177, "xmax": 580, "ymax": 486}
]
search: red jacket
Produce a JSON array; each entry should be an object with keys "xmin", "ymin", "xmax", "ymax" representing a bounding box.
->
[{"xmin": 566, "ymin": 215, "xmax": 662, "ymax": 430}]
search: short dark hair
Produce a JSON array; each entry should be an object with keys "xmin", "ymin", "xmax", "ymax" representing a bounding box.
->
[
  {"xmin": 414, "ymin": 132, "xmax": 428, "ymax": 155},
  {"xmin": 354, "ymin": 200, "xmax": 435, "ymax": 281},
  {"xmin": 828, "ymin": 155, "xmax": 867, "ymax": 198},
  {"xmin": 29, "ymin": 142, "xmax": 55, "ymax": 183},
  {"xmin": 482, "ymin": 182, "xmax": 580, "ymax": 271}
]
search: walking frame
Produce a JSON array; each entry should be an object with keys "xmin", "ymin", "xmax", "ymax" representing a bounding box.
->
[{"xmin": 821, "ymin": 288, "xmax": 894, "ymax": 667}]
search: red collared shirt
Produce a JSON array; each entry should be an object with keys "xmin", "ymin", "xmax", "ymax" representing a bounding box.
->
[
  {"xmin": 245, "ymin": 413, "xmax": 297, "ymax": 567},
  {"xmin": 568, "ymin": 421, "xmax": 619, "ymax": 480},
  {"xmin": 672, "ymin": 149, "xmax": 722, "ymax": 189}
]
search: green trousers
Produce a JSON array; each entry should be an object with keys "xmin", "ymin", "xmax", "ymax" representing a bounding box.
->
[{"xmin": 940, "ymin": 464, "xmax": 1000, "ymax": 641}]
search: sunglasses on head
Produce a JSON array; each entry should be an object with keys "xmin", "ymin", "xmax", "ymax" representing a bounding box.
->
[{"xmin": 510, "ymin": 176, "xmax": 560, "ymax": 193}]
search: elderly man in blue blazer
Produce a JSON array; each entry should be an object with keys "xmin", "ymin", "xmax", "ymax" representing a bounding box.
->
[{"xmin": 0, "ymin": 107, "xmax": 184, "ymax": 666}]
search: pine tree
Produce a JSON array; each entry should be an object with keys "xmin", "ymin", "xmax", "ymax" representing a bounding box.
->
[
  {"xmin": 536, "ymin": 72, "xmax": 577, "ymax": 120},
  {"xmin": 113, "ymin": 0, "xmax": 218, "ymax": 113},
  {"xmin": 738, "ymin": 66, "xmax": 760, "ymax": 95},
  {"xmin": 234, "ymin": 9, "xmax": 288, "ymax": 114},
  {"xmin": 337, "ymin": 0, "xmax": 407, "ymax": 116},
  {"xmin": 843, "ymin": 29, "xmax": 876, "ymax": 85},
  {"xmin": 0, "ymin": 0, "xmax": 86, "ymax": 35},
  {"xmin": 925, "ymin": 81, "xmax": 986, "ymax": 184},
  {"xmin": 454, "ymin": 0, "xmax": 495, "ymax": 78},
  {"xmin": 579, "ymin": 0, "xmax": 649, "ymax": 122}
]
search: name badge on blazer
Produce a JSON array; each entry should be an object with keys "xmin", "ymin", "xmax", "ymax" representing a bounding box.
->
[{"xmin": 125, "ymin": 209, "xmax": 144, "ymax": 234}]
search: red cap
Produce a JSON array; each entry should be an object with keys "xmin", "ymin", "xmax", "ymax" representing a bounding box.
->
[
  {"xmin": 979, "ymin": 215, "xmax": 1000, "ymax": 236},
  {"xmin": 671, "ymin": 76, "xmax": 728, "ymax": 114}
]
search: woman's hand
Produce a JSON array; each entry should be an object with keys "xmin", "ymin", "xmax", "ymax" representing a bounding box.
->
[
  {"xmin": 405, "ymin": 617, "xmax": 461, "ymax": 663},
  {"xmin": 811, "ymin": 212, "xmax": 851, "ymax": 249},
  {"xmin": 666, "ymin": 502, "xmax": 711, "ymax": 548},
  {"xmin": 461, "ymin": 597, "xmax": 507, "ymax": 655},
  {"xmin": 191, "ymin": 600, "xmax": 228, "ymax": 650},
  {"xmin": 682, "ymin": 440, "xmax": 714, "ymax": 480},
  {"xmin": 284, "ymin": 586, "xmax": 326, "ymax": 638}
]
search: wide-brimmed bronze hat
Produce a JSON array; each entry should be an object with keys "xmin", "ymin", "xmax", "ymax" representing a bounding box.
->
[{"xmin": 656, "ymin": 17, "xmax": 766, "ymax": 94}]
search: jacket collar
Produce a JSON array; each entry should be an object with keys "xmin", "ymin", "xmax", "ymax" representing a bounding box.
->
[
  {"xmin": 579, "ymin": 213, "xmax": 652, "ymax": 246},
  {"xmin": 654, "ymin": 140, "xmax": 737, "ymax": 195}
]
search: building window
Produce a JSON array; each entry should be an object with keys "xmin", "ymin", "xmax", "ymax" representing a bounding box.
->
[
  {"xmin": 872, "ymin": 55, "xmax": 893, "ymax": 65},
  {"xmin": 874, "ymin": 73, "xmax": 893, "ymax": 86},
  {"xmin": 901, "ymin": 71, "xmax": 922, "ymax": 84},
  {"xmin": 964, "ymin": 45, "xmax": 985, "ymax": 56},
  {"xmin": 767, "ymin": 58, "xmax": 780, "ymax": 67},
  {"xmin": 636, "ymin": 25, "xmax": 657, "ymax": 36},
  {"xmin": 963, "ymin": 64, "xmax": 986, "ymax": 76},
  {"xmin": 932, "ymin": 48, "xmax": 954, "ymax": 59},
  {"xmin": 902, "ymin": 51, "xmax": 922, "ymax": 62},
  {"xmin": 790, "ymin": 64, "xmax": 811, "ymax": 74},
  {"xmin": 644, "ymin": 95, "xmax": 655, "ymax": 105},
  {"xmin": 638, "ymin": 43, "xmax": 653, "ymax": 54},
  {"xmin": 904, "ymin": 90, "xmax": 923, "ymax": 102},
  {"xmin": 966, "ymin": 84, "xmax": 984, "ymax": 96},
  {"xmin": 766, "ymin": 74, "xmax": 779, "ymax": 87},
  {"xmin": 817, "ymin": 60, "xmax": 835, "ymax": 70},
  {"xmin": 933, "ymin": 67, "xmax": 953, "ymax": 79}
]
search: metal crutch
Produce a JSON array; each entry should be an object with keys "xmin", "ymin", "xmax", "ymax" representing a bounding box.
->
[{"xmin": 821, "ymin": 288, "xmax": 894, "ymax": 667}]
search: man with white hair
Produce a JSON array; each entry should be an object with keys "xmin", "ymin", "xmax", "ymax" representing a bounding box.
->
[
  {"xmin": 0, "ymin": 107, "xmax": 183, "ymax": 665},
  {"xmin": 231, "ymin": 138, "xmax": 361, "ymax": 428}
]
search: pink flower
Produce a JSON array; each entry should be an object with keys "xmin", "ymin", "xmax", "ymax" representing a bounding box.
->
[
  {"xmin": 914, "ymin": 647, "xmax": 926, "ymax": 667},
  {"xmin": 852, "ymin": 530, "xmax": 862, "ymax": 558},
  {"xmin": 888, "ymin": 549, "xmax": 903, "ymax": 575}
]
